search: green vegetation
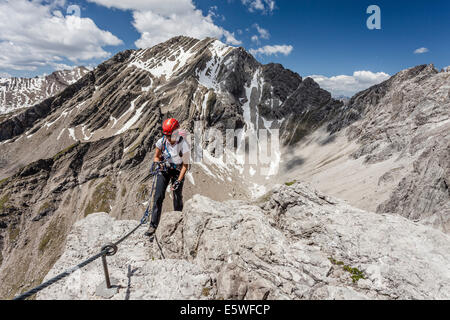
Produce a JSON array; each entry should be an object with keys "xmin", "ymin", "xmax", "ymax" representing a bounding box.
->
[
  {"xmin": 343, "ymin": 265, "xmax": 365, "ymax": 283},
  {"xmin": 329, "ymin": 257, "xmax": 345, "ymax": 266},
  {"xmin": 38, "ymin": 218, "xmax": 64, "ymax": 254},
  {"xmin": 53, "ymin": 143, "xmax": 78, "ymax": 161},
  {"xmin": 8, "ymin": 225, "xmax": 20, "ymax": 242},
  {"xmin": 39, "ymin": 229, "xmax": 53, "ymax": 253},
  {"xmin": 202, "ymin": 287, "xmax": 211, "ymax": 297},
  {"xmin": 84, "ymin": 177, "xmax": 117, "ymax": 216},
  {"xmin": 329, "ymin": 257, "xmax": 365, "ymax": 283},
  {"xmin": 38, "ymin": 202, "xmax": 51, "ymax": 213},
  {"xmin": 0, "ymin": 177, "xmax": 10, "ymax": 187},
  {"xmin": 285, "ymin": 180, "xmax": 297, "ymax": 186},
  {"xmin": 136, "ymin": 184, "xmax": 149, "ymax": 202},
  {"xmin": 0, "ymin": 193, "xmax": 10, "ymax": 211},
  {"xmin": 127, "ymin": 143, "xmax": 141, "ymax": 158}
]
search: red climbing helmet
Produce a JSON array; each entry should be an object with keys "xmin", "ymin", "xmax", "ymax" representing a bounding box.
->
[{"xmin": 162, "ymin": 118, "xmax": 180, "ymax": 136}]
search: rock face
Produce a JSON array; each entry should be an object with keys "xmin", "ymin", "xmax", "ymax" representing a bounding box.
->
[
  {"xmin": 1, "ymin": 36, "xmax": 449, "ymax": 299},
  {"xmin": 326, "ymin": 64, "xmax": 450, "ymax": 232},
  {"xmin": 281, "ymin": 63, "xmax": 448, "ymax": 234},
  {"xmin": 0, "ymin": 67, "xmax": 90, "ymax": 115},
  {"xmin": 1, "ymin": 36, "xmax": 340, "ymax": 298},
  {"xmin": 37, "ymin": 182, "xmax": 450, "ymax": 300},
  {"xmin": 36, "ymin": 213, "xmax": 215, "ymax": 300}
]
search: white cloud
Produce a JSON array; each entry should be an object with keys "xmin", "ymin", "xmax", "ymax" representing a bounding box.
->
[
  {"xmin": 0, "ymin": 0, "xmax": 123, "ymax": 71},
  {"xmin": 309, "ymin": 71, "xmax": 391, "ymax": 97},
  {"xmin": 223, "ymin": 31, "xmax": 242, "ymax": 46},
  {"xmin": 242, "ymin": 0, "xmax": 275, "ymax": 13},
  {"xmin": 87, "ymin": 0, "xmax": 194, "ymax": 14},
  {"xmin": 208, "ymin": 5, "xmax": 226, "ymax": 22},
  {"xmin": 249, "ymin": 44, "xmax": 293, "ymax": 56},
  {"xmin": 50, "ymin": 63, "xmax": 78, "ymax": 71},
  {"xmin": 414, "ymin": 47, "xmax": 429, "ymax": 54},
  {"xmin": 88, "ymin": 0, "xmax": 242, "ymax": 48},
  {"xmin": 250, "ymin": 23, "xmax": 270, "ymax": 44},
  {"xmin": 253, "ymin": 23, "xmax": 270, "ymax": 39}
]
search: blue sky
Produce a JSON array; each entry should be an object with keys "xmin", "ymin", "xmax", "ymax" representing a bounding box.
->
[{"xmin": 0, "ymin": 0, "xmax": 448, "ymax": 96}]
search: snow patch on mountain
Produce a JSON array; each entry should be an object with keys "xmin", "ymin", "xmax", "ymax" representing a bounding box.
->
[
  {"xmin": 68, "ymin": 128, "xmax": 77, "ymax": 141},
  {"xmin": 129, "ymin": 46, "xmax": 195, "ymax": 81},
  {"xmin": 196, "ymin": 40, "xmax": 234, "ymax": 91},
  {"xmin": 116, "ymin": 99, "xmax": 149, "ymax": 135}
]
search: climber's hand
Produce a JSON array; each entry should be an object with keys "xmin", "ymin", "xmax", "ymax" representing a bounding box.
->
[
  {"xmin": 171, "ymin": 180, "xmax": 181, "ymax": 191},
  {"xmin": 151, "ymin": 162, "xmax": 162, "ymax": 175}
]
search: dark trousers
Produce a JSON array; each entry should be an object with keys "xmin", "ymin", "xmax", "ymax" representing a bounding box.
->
[{"xmin": 150, "ymin": 168, "xmax": 184, "ymax": 228}]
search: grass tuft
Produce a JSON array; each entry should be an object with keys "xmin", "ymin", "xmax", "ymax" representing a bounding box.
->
[
  {"xmin": 202, "ymin": 287, "xmax": 211, "ymax": 297},
  {"xmin": 38, "ymin": 202, "xmax": 51, "ymax": 213},
  {"xmin": 53, "ymin": 143, "xmax": 78, "ymax": 161},
  {"xmin": 0, "ymin": 177, "xmax": 10, "ymax": 187},
  {"xmin": 284, "ymin": 180, "xmax": 297, "ymax": 186},
  {"xmin": 329, "ymin": 257, "xmax": 365, "ymax": 283},
  {"xmin": 9, "ymin": 225, "xmax": 20, "ymax": 242},
  {"xmin": 0, "ymin": 193, "xmax": 10, "ymax": 211},
  {"xmin": 84, "ymin": 177, "xmax": 117, "ymax": 216}
]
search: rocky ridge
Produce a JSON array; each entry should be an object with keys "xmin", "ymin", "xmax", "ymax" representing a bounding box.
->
[
  {"xmin": 326, "ymin": 64, "xmax": 449, "ymax": 231},
  {"xmin": 0, "ymin": 67, "xmax": 90, "ymax": 115},
  {"xmin": 37, "ymin": 182, "xmax": 450, "ymax": 300}
]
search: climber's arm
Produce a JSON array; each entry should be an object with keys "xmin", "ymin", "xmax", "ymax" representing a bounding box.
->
[
  {"xmin": 154, "ymin": 147, "xmax": 162, "ymax": 163},
  {"xmin": 177, "ymin": 140, "xmax": 190, "ymax": 181},
  {"xmin": 177, "ymin": 163, "xmax": 188, "ymax": 181}
]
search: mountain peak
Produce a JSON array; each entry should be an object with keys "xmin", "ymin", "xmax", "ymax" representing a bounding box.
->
[{"xmin": 392, "ymin": 63, "xmax": 438, "ymax": 82}]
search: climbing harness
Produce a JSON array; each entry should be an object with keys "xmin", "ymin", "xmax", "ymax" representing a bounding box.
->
[
  {"xmin": 12, "ymin": 163, "xmax": 161, "ymax": 301},
  {"xmin": 160, "ymin": 135, "xmax": 184, "ymax": 171}
]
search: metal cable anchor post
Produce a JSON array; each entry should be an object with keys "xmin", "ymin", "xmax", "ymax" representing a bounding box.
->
[{"xmin": 101, "ymin": 244, "xmax": 118, "ymax": 289}]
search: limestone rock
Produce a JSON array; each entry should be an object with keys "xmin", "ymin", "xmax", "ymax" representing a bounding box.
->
[
  {"xmin": 37, "ymin": 182, "xmax": 450, "ymax": 300},
  {"xmin": 36, "ymin": 213, "xmax": 215, "ymax": 300}
]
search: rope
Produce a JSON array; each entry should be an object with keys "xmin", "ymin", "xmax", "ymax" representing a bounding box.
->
[
  {"xmin": 140, "ymin": 172, "xmax": 158, "ymax": 225},
  {"xmin": 12, "ymin": 167, "xmax": 160, "ymax": 301},
  {"xmin": 13, "ymin": 249, "xmax": 107, "ymax": 300}
]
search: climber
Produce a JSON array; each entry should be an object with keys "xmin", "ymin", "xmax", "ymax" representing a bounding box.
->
[{"xmin": 145, "ymin": 118, "xmax": 190, "ymax": 237}]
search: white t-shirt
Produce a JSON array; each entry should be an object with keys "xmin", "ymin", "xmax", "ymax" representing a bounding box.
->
[{"xmin": 156, "ymin": 136, "xmax": 190, "ymax": 165}]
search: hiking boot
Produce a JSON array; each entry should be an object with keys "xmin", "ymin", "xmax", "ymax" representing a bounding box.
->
[{"xmin": 145, "ymin": 225, "xmax": 156, "ymax": 237}]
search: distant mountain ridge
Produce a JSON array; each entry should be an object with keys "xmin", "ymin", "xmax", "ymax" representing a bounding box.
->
[{"xmin": 0, "ymin": 67, "xmax": 90, "ymax": 115}]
